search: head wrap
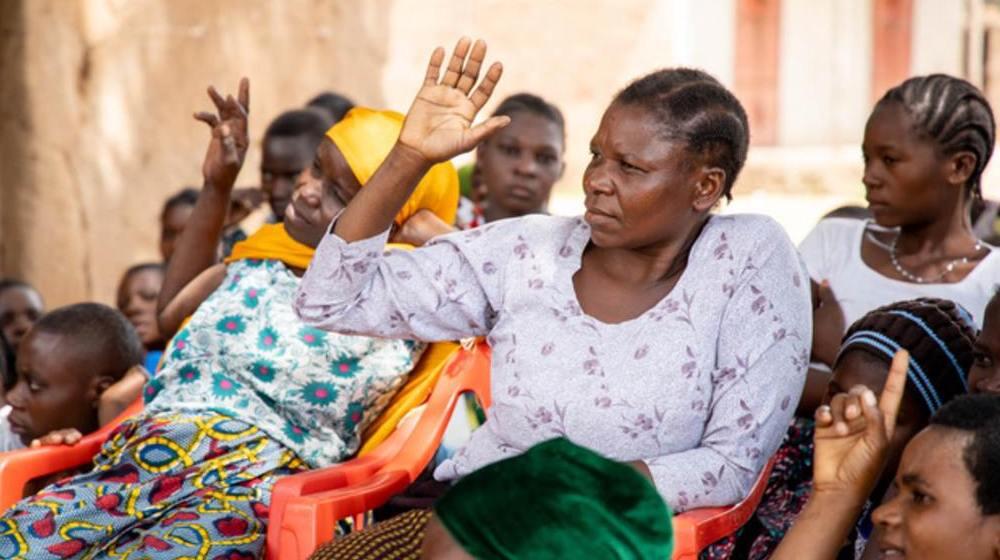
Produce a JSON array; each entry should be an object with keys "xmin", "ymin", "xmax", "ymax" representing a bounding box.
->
[
  {"xmin": 325, "ymin": 107, "xmax": 459, "ymax": 225},
  {"xmin": 434, "ymin": 438, "xmax": 673, "ymax": 559},
  {"xmin": 835, "ymin": 297, "xmax": 977, "ymax": 415}
]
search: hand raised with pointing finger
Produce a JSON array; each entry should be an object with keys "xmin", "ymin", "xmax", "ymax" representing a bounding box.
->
[
  {"xmin": 194, "ymin": 78, "xmax": 250, "ymax": 191},
  {"xmin": 812, "ymin": 350, "xmax": 909, "ymax": 500},
  {"xmin": 397, "ymin": 38, "xmax": 510, "ymax": 164}
]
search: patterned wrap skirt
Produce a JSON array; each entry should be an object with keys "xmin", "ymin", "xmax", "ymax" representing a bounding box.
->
[{"xmin": 0, "ymin": 412, "xmax": 304, "ymax": 559}]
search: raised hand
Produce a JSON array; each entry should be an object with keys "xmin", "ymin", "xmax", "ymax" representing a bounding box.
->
[
  {"xmin": 194, "ymin": 78, "xmax": 250, "ymax": 191},
  {"xmin": 397, "ymin": 38, "xmax": 510, "ymax": 164},
  {"xmin": 812, "ymin": 350, "xmax": 909, "ymax": 500}
]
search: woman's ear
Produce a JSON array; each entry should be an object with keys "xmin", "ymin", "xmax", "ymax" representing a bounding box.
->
[
  {"xmin": 947, "ymin": 151, "xmax": 977, "ymax": 188},
  {"xmin": 692, "ymin": 167, "xmax": 726, "ymax": 212}
]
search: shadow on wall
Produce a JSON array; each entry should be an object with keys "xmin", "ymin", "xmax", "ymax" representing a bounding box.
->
[{"xmin": 0, "ymin": 0, "xmax": 393, "ymax": 306}]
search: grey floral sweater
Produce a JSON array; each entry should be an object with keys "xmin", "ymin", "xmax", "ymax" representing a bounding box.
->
[{"xmin": 294, "ymin": 214, "xmax": 811, "ymax": 511}]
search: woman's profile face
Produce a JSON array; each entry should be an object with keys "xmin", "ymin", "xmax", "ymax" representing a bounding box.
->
[
  {"xmin": 284, "ymin": 139, "xmax": 362, "ymax": 248},
  {"xmin": 872, "ymin": 426, "xmax": 1000, "ymax": 560},
  {"xmin": 582, "ymin": 102, "xmax": 714, "ymax": 250}
]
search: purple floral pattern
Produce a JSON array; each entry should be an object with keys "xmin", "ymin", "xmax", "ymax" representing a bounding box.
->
[{"xmin": 296, "ymin": 214, "xmax": 811, "ymax": 511}]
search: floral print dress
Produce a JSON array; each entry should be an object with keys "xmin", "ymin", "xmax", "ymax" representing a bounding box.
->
[{"xmin": 295, "ymin": 214, "xmax": 812, "ymax": 511}]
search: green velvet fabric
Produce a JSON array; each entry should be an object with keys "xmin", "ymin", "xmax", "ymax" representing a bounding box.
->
[{"xmin": 434, "ymin": 438, "xmax": 673, "ymax": 559}]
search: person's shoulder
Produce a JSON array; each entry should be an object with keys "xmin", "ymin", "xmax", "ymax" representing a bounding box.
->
[
  {"xmin": 710, "ymin": 213, "xmax": 794, "ymax": 247},
  {"xmin": 809, "ymin": 217, "xmax": 868, "ymax": 239}
]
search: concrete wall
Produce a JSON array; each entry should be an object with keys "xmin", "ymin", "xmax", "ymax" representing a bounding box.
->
[{"xmin": 0, "ymin": 0, "xmax": 983, "ymax": 304}]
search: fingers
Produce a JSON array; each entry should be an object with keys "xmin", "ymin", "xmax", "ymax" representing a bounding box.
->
[
  {"xmin": 30, "ymin": 429, "xmax": 83, "ymax": 448},
  {"xmin": 194, "ymin": 112, "xmax": 220, "ymax": 128},
  {"xmin": 218, "ymin": 124, "xmax": 240, "ymax": 165},
  {"xmin": 207, "ymin": 85, "xmax": 227, "ymax": 113},
  {"xmin": 880, "ymin": 350, "xmax": 910, "ymax": 438},
  {"xmin": 456, "ymin": 39, "xmax": 487, "ymax": 95},
  {"xmin": 238, "ymin": 77, "xmax": 250, "ymax": 115},
  {"xmin": 442, "ymin": 37, "xmax": 472, "ymax": 87},
  {"xmin": 424, "ymin": 47, "xmax": 446, "ymax": 86},
  {"xmin": 825, "ymin": 388, "xmax": 873, "ymax": 436},
  {"xmin": 469, "ymin": 62, "xmax": 504, "ymax": 110},
  {"xmin": 467, "ymin": 115, "xmax": 511, "ymax": 147}
]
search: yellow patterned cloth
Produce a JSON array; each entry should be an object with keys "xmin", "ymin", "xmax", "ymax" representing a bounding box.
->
[{"xmin": 0, "ymin": 412, "xmax": 304, "ymax": 559}]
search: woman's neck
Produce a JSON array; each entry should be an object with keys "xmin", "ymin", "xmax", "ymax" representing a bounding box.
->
[
  {"xmin": 590, "ymin": 215, "xmax": 709, "ymax": 286},
  {"xmin": 895, "ymin": 197, "xmax": 978, "ymax": 257}
]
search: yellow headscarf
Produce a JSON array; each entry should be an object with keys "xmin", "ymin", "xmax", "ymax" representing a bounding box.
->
[
  {"xmin": 326, "ymin": 107, "xmax": 459, "ymax": 226},
  {"xmin": 227, "ymin": 107, "xmax": 459, "ymax": 268}
]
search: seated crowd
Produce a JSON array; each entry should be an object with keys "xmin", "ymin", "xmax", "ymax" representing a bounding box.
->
[{"xmin": 0, "ymin": 37, "xmax": 998, "ymax": 559}]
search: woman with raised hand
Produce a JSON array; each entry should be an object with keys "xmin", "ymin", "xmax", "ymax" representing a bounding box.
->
[{"xmin": 296, "ymin": 38, "xmax": 812, "ymax": 512}]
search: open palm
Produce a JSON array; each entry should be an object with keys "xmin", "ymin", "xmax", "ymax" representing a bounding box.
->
[{"xmin": 398, "ymin": 38, "xmax": 509, "ymax": 164}]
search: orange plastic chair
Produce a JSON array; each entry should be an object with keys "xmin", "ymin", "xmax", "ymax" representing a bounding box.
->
[
  {"xmin": 266, "ymin": 340, "xmax": 492, "ymax": 559},
  {"xmin": 268, "ymin": 340, "xmax": 778, "ymax": 560},
  {"xmin": 0, "ymin": 399, "xmax": 144, "ymax": 512},
  {"xmin": 670, "ymin": 455, "xmax": 777, "ymax": 559}
]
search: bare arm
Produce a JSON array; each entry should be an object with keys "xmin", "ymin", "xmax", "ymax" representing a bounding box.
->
[
  {"xmin": 97, "ymin": 366, "xmax": 150, "ymax": 426},
  {"xmin": 333, "ymin": 38, "xmax": 509, "ymax": 243},
  {"xmin": 158, "ymin": 79, "xmax": 249, "ymax": 327},
  {"xmin": 159, "ymin": 263, "xmax": 227, "ymax": 339}
]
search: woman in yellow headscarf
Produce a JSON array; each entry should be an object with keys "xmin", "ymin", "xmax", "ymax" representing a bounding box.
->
[{"xmin": 0, "ymin": 79, "xmax": 459, "ymax": 560}]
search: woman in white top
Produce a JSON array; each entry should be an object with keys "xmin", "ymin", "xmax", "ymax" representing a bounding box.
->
[
  {"xmin": 800, "ymin": 74, "xmax": 1000, "ymax": 412},
  {"xmin": 294, "ymin": 39, "xmax": 811, "ymax": 511}
]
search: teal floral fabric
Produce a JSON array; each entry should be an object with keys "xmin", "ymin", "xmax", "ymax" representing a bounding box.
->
[{"xmin": 145, "ymin": 259, "xmax": 424, "ymax": 468}]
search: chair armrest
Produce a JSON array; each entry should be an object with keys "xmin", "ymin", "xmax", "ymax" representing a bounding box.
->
[
  {"xmin": 670, "ymin": 456, "xmax": 777, "ymax": 559},
  {"xmin": 265, "ymin": 342, "xmax": 492, "ymax": 560},
  {"xmin": 0, "ymin": 399, "xmax": 143, "ymax": 512}
]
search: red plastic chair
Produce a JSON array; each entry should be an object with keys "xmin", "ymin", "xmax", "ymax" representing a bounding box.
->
[
  {"xmin": 269, "ymin": 340, "xmax": 778, "ymax": 560},
  {"xmin": 671, "ymin": 456, "xmax": 776, "ymax": 559},
  {"xmin": 266, "ymin": 340, "xmax": 492, "ymax": 559},
  {"xmin": 0, "ymin": 399, "xmax": 144, "ymax": 512}
]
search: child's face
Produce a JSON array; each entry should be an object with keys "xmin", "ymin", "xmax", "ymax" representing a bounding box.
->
[
  {"xmin": 116, "ymin": 269, "xmax": 164, "ymax": 348},
  {"xmin": 969, "ymin": 299, "xmax": 1000, "ymax": 394},
  {"xmin": 0, "ymin": 287, "xmax": 43, "ymax": 352},
  {"xmin": 873, "ymin": 427, "xmax": 1000, "ymax": 560},
  {"xmin": 7, "ymin": 331, "xmax": 103, "ymax": 444},
  {"xmin": 284, "ymin": 139, "xmax": 361, "ymax": 249},
  {"xmin": 262, "ymin": 136, "xmax": 313, "ymax": 221},
  {"xmin": 160, "ymin": 203, "xmax": 194, "ymax": 262},
  {"xmin": 861, "ymin": 102, "xmax": 959, "ymax": 228},
  {"xmin": 477, "ymin": 111, "xmax": 564, "ymax": 217},
  {"xmin": 828, "ymin": 350, "xmax": 928, "ymax": 484}
]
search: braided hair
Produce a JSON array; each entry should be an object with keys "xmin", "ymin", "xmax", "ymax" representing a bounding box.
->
[
  {"xmin": 836, "ymin": 298, "xmax": 977, "ymax": 414},
  {"xmin": 877, "ymin": 74, "xmax": 996, "ymax": 199},
  {"xmin": 613, "ymin": 68, "xmax": 749, "ymax": 200}
]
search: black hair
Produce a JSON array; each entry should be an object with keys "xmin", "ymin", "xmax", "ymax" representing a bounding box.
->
[
  {"xmin": 930, "ymin": 394, "xmax": 1000, "ymax": 515},
  {"xmin": 837, "ymin": 298, "xmax": 977, "ymax": 415},
  {"xmin": 490, "ymin": 93, "xmax": 566, "ymax": 144},
  {"xmin": 263, "ymin": 109, "xmax": 330, "ymax": 155},
  {"xmin": 613, "ymin": 68, "xmax": 749, "ymax": 200},
  {"xmin": 305, "ymin": 92, "xmax": 356, "ymax": 126},
  {"xmin": 32, "ymin": 303, "xmax": 143, "ymax": 382},
  {"xmin": 161, "ymin": 188, "xmax": 199, "ymax": 220},
  {"xmin": 877, "ymin": 74, "xmax": 996, "ymax": 198}
]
